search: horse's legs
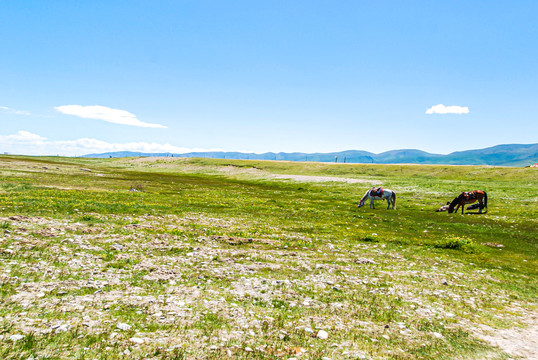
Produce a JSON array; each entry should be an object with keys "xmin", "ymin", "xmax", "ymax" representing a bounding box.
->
[{"xmin": 461, "ymin": 205, "xmax": 465, "ymax": 214}]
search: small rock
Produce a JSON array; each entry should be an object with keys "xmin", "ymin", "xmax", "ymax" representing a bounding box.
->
[
  {"xmin": 304, "ymin": 327, "xmax": 314, "ymax": 333},
  {"xmin": 9, "ymin": 334, "xmax": 25, "ymax": 341},
  {"xmin": 441, "ymin": 279, "xmax": 448, "ymax": 286},
  {"xmin": 482, "ymin": 242, "xmax": 504, "ymax": 248},
  {"xmin": 130, "ymin": 337, "xmax": 144, "ymax": 344},
  {"xmin": 244, "ymin": 347, "xmax": 253, "ymax": 352},
  {"xmin": 55, "ymin": 324, "xmax": 69, "ymax": 332},
  {"xmin": 116, "ymin": 323, "xmax": 132, "ymax": 331},
  {"xmin": 316, "ymin": 330, "xmax": 329, "ymax": 339},
  {"xmin": 384, "ymin": 324, "xmax": 390, "ymax": 329},
  {"xmin": 355, "ymin": 257, "xmax": 376, "ymax": 264},
  {"xmin": 432, "ymin": 332, "xmax": 444, "ymax": 339}
]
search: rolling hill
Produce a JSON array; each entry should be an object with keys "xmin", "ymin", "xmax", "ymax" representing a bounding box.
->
[{"xmin": 83, "ymin": 143, "xmax": 538, "ymax": 167}]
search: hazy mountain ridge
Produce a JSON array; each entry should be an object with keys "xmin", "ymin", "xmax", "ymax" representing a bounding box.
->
[{"xmin": 83, "ymin": 143, "xmax": 538, "ymax": 167}]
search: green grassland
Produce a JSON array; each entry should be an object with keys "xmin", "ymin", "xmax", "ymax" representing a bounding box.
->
[{"xmin": 0, "ymin": 155, "xmax": 536, "ymax": 359}]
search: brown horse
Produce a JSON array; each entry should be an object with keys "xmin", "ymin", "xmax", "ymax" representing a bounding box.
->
[{"xmin": 448, "ymin": 190, "xmax": 488, "ymax": 214}]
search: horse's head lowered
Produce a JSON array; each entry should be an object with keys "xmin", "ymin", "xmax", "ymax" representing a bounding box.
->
[
  {"xmin": 357, "ymin": 189, "xmax": 371, "ymax": 208},
  {"xmin": 436, "ymin": 202, "xmax": 450, "ymax": 212},
  {"xmin": 447, "ymin": 196, "xmax": 461, "ymax": 213}
]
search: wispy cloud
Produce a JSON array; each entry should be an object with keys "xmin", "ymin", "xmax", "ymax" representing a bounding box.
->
[
  {"xmin": 1, "ymin": 130, "xmax": 46, "ymax": 142},
  {"xmin": 0, "ymin": 106, "xmax": 31, "ymax": 116},
  {"xmin": 54, "ymin": 105, "xmax": 167, "ymax": 128},
  {"xmin": 0, "ymin": 131, "xmax": 221, "ymax": 156},
  {"xmin": 425, "ymin": 104, "xmax": 469, "ymax": 115}
]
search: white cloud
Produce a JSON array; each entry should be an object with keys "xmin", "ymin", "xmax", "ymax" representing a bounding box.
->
[
  {"xmin": 2, "ymin": 130, "xmax": 47, "ymax": 142},
  {"xmin": 0, "ymin": 131, "xmax": 221, "ymax": 156},
  {"xmin": 0, "ymin": 106, "xmax": 31, "ymax": 116},
  {"xmin": 54, "ymin": 105, "xmax": 167, "ymax": 128},
  {"xmin": 425, "ymin": 104, "xmax": 469, "ymax": 115}
]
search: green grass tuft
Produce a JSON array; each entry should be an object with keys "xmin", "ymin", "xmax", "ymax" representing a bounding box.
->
[{"xmin": 434, "ymin": 236, "xmax": 481, "ymax": 253}]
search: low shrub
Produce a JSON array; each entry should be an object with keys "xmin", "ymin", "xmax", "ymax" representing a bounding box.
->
[
  {"xmin": 360, "ymin": 235, "xmax": 379, "ymax": 242},
  {"xmin": 434, "ymin": 236, "xmax": 480, "ymax": 253}
]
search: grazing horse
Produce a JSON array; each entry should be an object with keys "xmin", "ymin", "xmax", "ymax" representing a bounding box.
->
[
  {"xmin": 358, "ymin": 187, "xmax": 396, "ymax": 210},
  {"xmin": 448, "ymin": 190, "xmax": 488, "ymax": 214}
]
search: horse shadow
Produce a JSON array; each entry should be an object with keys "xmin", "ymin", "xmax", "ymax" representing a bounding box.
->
[
  {"xmin": 463, "ymin": 211, "xmax": 487, "ymax": 215},
  {"xmin": 464, "ymin": 203, "xmax": 488, "ymax": 215}
]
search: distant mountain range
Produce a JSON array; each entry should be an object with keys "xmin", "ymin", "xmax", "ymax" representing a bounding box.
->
[{"xmin": 83, "ymin": 143, "xmax": 538, "ymax": 167}]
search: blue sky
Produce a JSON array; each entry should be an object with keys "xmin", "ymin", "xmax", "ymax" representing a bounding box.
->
[{"xmin": 1, "ymin": 1, "xmax": 537, "ymax": 156}]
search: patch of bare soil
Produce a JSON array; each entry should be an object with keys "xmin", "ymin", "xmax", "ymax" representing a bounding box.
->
[
  {"xmin": 271, "ymin": 174, "xmax": 381, "ymax": 184},
  {"xmin": 210, "ymin": 235, "xmax": 277, "ymax": 246},
  {"xmin": 124, "ymin": 158, "xmax": 381, "ymax": 184},
  {"xmin": 474, "ymin": 311, "xmax": 538, "ymax": 359},
  {"xmin": 128, "ymin": 157, "xmax": 182, "ymax": 164},
  {"xmin": 218, "ymin": 165, "xmax": 266, "ymax": 176}
]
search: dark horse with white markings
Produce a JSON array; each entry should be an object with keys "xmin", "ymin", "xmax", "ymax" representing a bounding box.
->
[{"xmin": 448, "ymin": 190, "xmax": 488, "ymax": 214}]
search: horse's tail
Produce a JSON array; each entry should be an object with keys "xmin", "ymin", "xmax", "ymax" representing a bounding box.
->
[{"xmin": 391, "ymin": 191, "xmax": 396, "ymax": 209}]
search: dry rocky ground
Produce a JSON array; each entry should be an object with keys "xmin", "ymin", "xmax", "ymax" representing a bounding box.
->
[{"xmin": 1, "ymin": 213, "xmax": 536, "ymax": 359}]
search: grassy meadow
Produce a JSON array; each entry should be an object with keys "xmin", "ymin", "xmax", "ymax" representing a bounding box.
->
[{"xmin": 0, "ymin": 155, "xmax": 536, "ymax": 359}]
